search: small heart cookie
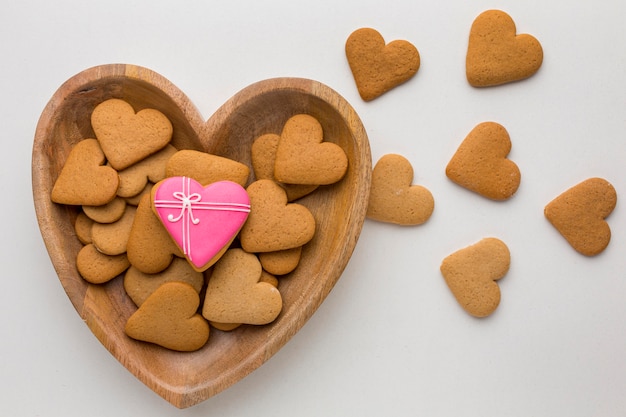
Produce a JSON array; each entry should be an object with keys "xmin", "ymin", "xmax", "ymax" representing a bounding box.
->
[
  {"xmin": 367, "ymin": 154, "xmax": 434, "ymax": 225},
  {"xmin": 446, "ymin": 122, "xmax": 521, "ymax": 200},
  {"xmin": 273, "ymin": 114, "xmax": 348, "ymax": 186},
  {"xmin": 51, "ymin": 138, "xmax": 119, "ymax": 206},
  {"xmin": 251, "ymin": 133, "xmax": 318, "ymax": 201},
  {"xmin": 346, "ymin": 27, "xmax": 420, "ymax": 101},
  {"xmin": 202, "ymin": 249, "xmax": 282, "ymax": 325},
  {"xmin": 83, "ymin": 197, "xmax": 127, "ymax": 224},
  {"xmin": 544, "ymin": 177, "xmax": 617, "ymax": 256},
  {"xmin": 258, "ymin": 246, "xmax": 303, "ymax": 276},
  {"xmin": 91, "ymin": 206, "xmax": 137, "ymax": 256},
  {"xmin": 152, "ymin": 177, "xmax": 251, "ymax": 272},
  {"xmin": 466, "ymin": 9, "xmax": 543, "ymax": 87},
  {"xmin": 125, "ymin": 281, "xmax": 210, "ymax": 352},
  {"xmin": 440, "ymin": 237, "xmax": 510, "ymax": 318},
  {"xmin": 240, "ymin": 179, "xmax": 316, "ymax": 253},
  {"xmin": 91, "ymin": 99, "xmax": 173, "ymax": 170},
  {"xmin": 76, "ymin": 243, "xmax": 130, "ymax": 284}
]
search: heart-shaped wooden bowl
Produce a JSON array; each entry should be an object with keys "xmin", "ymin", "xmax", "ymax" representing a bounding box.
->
[{"xmin": 32, "ymin": 64, "xmax": 371, "ymax": 408}]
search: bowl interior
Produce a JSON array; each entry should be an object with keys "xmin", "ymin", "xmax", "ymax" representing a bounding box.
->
[{"xmin": 32, "ymin": 65, "xmax": 371, "ymax": 408}]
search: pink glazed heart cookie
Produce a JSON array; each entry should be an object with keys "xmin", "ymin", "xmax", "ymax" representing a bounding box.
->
[{"xmin": 151, "ymin": 177, "xmax": 251, "ymax": 272}]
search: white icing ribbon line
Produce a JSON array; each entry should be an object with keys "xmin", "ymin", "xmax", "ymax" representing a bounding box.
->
[{"xmin": 153, "ymin": 177, "xmax": 250, "ymax": 261}]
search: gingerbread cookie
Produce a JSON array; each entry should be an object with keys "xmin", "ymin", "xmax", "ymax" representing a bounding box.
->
[
  {"xmin": 126, "ymin": 193, "xmax": 183, "ymax": 274},
  {"xmin": 240, "ymin": 179, "xmax": 316, "ymax": 253},
  {"xmin": 440, "ymin": 237, "xmax": 510, "ymax": 318},
  {"xmin": 123, "ymin": 258, "xmax": 204, "ymax": 307},
  {"xmin": 202, "ymin": 249, "xmax": 282, "ymax": 325},
  {"xmin": 544, "ymin": 178, "xmax": 617, "ymax": 256},
  {"xmin": 82, "ymin": 197, "xmax": 127, "ymax": 224},
  {"xmin": 273, "ymin": 114, "xmax": 348, "ymax": 186},
  {"xmin": 466, "ymin": 9, "xmax": 543, "ymax": 87},
  {"xmin": 367, "ymin": 154, "xmax": 434, "ymax": 225},
  {"xmin": 91, "ymin": 98, "xmax": 173, "ymax": 170},
  {"xmin": 251, "ymin": 133, "xmax": 318, "ymax": 201},
  {"xmin": 90, "ymin": 205, "xmax": 137, "ymax": 256},
  {"xmin": 345, "ymin": 27, "xmax": 420, "ymax": 101},
  {"xmin": 116, "ymin": 144, "xmax": 177, "ymax": 198},
  {"xmin": 125, "ymin": 281, "xmax": 210, "ymax": 352},
  {"xmin": 165, "ymin": 149, "xmax": 250, "ymax": 187},
  {"xmin": 76, "ymin": 243, "xmax": 130, "ymax": 284},
  {"xmin": 446, "ymin": 122, "xmax": 521, "ymax": 200},
  {"xmin": 51, "ymin": 138, "xmax": 119, "ymax": 206}
]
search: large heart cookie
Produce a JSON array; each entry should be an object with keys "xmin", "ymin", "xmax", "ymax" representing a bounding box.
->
[
  {"xmin": 446, "ymin": 122, "xmax": 521, "ymax": 200},
  {"xmin": 466, "ymin": 9, "xmax": 543, "ymax": 87},
  {"xmin": 544, "ymin": 177, "xmax": 617, "ymax": 256},
  {"xmin": 152, "ymin": 177, "xmax": 250, "ymax": 272},
  {"xmin": 345, "ymin": 27, "xmax": 420, "ymax": 101},
  {"xmin": 440, "ymin": 237, "xmax": 510, "ymax": 318},
  {"xmin": 32, "ymin": 65, "xmax": 371, "ymax": 408},
  {"xmin": 273, "ymin": 114, "xmax": 348, "ymax": 186},
  {"xmin": 125, "ymin": 281, "xmax": 210, "ymax": 352},
  {"xmin": 51, "ymin": 138, "xmax": 119, "ymax": 206},
  {"xmin": 91, "ymin": 98, "xmax": 173, "ymax": 170},
  {"xmin": 240, "ymin": 179, "xmax": 316, "ymax": 253},
  {"xmin": 367, "ymin": 154, "xmax": 434, "ymax": 225},
  {"xmin": 202, "ymin": 248, "xmax": 282, "ymax": 325}
]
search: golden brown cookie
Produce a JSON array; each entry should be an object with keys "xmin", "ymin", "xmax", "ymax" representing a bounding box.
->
[
  {"xmin": 251, "ymin": 133, "xmax": 318, "ymax": 201},
  {"xmin": 126, "ymin": 193, "xmax": 183, "ymax": 274},
  {"xmin": 273, "ymin": 114, "xmax": 348, "ymax": 186},
  {"xmin": 91, "ymin": 98, "xmax": 173, "ymax": 170},
  {"xmin": 466, "ymin": 9, "xmax": 543, "ymax": 87},
  {"xmin": 76, "ymin": 243, "xmax": 130, "ymax": 284},
  {"xmin": 544, "ymin": 178, "xmax": 617, "ymax": 256},
  {"xmin": 208, "ymin": 270, "xmax": 279, "ymax": 332},
  {"xmin": 440, "ymin": 237, "xmax": 510, "ymax": 318},
  {"xmin": 165, "ymin": 149, "xmax": 250, "ymax": 187},
  {"xmin": 123, "ymin": 258, "xmax": 204, "ymax": 307},
  {"xmin": 125, "ymin": 281, "xmax": 210, "ymax": 352},
  {"xmin": 82, "ymin": 197, "xmax": 127, "ymax": 224},
  {"xmin": 258, "ymin": 246, "xmax": 302, "ymax": 276},
  {"xmin": 51, "ymin": 138, "xmax": 119, "ymax": 206},
  {"xmin": 367, "ymin": 154, "xmax": 434, "ymax": 225},
  {"xmin": 74, "ymin": 212, "xmax": 94, "ymax": 245},
  {"xmin": 346, "ymin": 27, "xmax": 420, "ymax": 101},
  {"xmin": 240, "ymin": 179, "xmax": 316, "ymax": 253},
  {"xmin": 91, "ymin": 205, "xmax": 137, "ymax": 256},
  {"xmin": 202, "ymin": 249, "xmax": 282, "ymax": 325},
  {"xmin": 116, "ymin": 144, "xmax": 177, "ymax": 198},
  {"xmin": 446, "ymin": 122, "xmax": 521, "ymax": 200}
]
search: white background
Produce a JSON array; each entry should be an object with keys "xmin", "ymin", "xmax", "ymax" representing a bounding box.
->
[{"xmin": 3, "ymin": 0, "xmax": 626, "ymax": 416}]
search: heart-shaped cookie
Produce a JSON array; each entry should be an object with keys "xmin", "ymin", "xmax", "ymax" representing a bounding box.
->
[
  {"xmin": 32, "ymin": 65, "xmax": 371, "ymax": 408},
  {"xmin": 446, "ymin": 122, "xmax": 521, "ymax": 200},
  {"xmin": 51, "ymin": 138, "xmax": 119, "ymax": 206},
  {"xmin": 466, "ymin": 9, "xmax": 543, "ymax": 87},
  {"xmin": 251, "ymin": 133, "xmax": 318, "ymax": 201},
  {"xmin": 152, "ymin": 177, "xmax": 250, "ymax": 272},
  {"xmin": 126, "ymin": 193, "xmax": 184, "ymax": 274},
  {"xmin": 273, "ymin": 114, "xmax": 348, "ymax": 186},
  {"xmin": 440, "ymin": 237, "xmax": 510, "ymax": 318},
  {"xmin": 367, "ymin": 154, "xmax": 434, "ymax": 225},
  {"xmin": 125, "ymin": 281, "xmax": 210, "ymax": 352},
  {"xmin": 345, "ymin": 27, "xmax": 420, "ymax": 101},
  {"xmin": 202, "ymin": 248, "xmax": 283, "ymax": 325},
  {"xmin": 240, "ymin": 179, "xmax": 316, "ymax": 253},
  {"xmin": 91, "ymin": 98, "xmax": 173, "ymax": 170},
  {"xmin": 544, "ymin": 177, "xmax": 617, "ymax": 256}
]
